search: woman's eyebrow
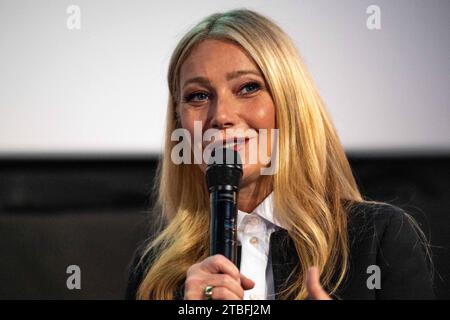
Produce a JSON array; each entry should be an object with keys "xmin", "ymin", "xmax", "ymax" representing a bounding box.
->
[
  {"xmin": 182, "ymin": 76, "xmax": 211, "ymax": 90},
  {"xmin": 181, "ymin": 69, "xmax": 262, "ymax": 89},
  {"xmin": 225, "ymin": 69, "xmax": 262, "ymax": 81}
]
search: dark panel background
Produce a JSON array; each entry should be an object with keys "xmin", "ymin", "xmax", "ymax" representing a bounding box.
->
[{"xmin": 0, "ymin": 155, "xmax": 448, "ymax": 299}]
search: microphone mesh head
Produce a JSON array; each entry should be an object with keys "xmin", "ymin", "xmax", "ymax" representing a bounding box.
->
[{"xmin": 206, "ymin": 147, "xmax": 243, "ymax": 191}]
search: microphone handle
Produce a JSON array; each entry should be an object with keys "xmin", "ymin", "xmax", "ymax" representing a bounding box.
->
[{"xmin": 209, "ymin": 188, "xmax": 238, "ymax": 265}]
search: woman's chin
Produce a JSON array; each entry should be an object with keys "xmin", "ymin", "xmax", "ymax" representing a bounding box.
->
[{"xmin": 240, "ymin": 163, "xmax": 265, "ymax": 185}]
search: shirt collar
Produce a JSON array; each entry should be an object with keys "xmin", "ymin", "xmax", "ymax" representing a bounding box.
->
[{"xmin": 237, "ymin": 192, "xmax": 285, "ymax": 229}]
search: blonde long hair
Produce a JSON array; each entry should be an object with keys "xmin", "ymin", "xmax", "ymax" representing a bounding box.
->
[{"xmin": 137, "ymin": 8, "xmax": 364, "ymax": 299}]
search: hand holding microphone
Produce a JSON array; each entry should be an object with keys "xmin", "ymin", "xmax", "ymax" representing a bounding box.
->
[{"xmin": 183, "ymin": 254, "xmax": 255, "ymax": 300}]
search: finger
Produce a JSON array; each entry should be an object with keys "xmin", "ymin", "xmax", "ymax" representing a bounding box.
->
[
  {"xmin": 240, "ymin": 273, "xmax": 255, "ymax": 290},
  {"xmin": 201, "ymin": 255, "xmax": 241, "ymax": 281},
  {"xmin": 184, "ymin": 278, "xmax": 243, "ymax": 300},
  {"xmin": 306, "ymin": 267, "xmax": 331, "ymax": 300},
  {"xmin": 209, "ymin": 286, "xmax": 241, "ymax": 300},
  {"xmin": 207, "ymin": 274, "xmax": 245, "ymax": 299}
]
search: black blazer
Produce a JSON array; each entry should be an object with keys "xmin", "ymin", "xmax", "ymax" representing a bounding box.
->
[{"xmin": 125, "ymin": 201, "xmax": 434, "ymax": 299}]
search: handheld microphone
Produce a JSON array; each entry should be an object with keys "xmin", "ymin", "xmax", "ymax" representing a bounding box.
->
[{"xmin": 206, "ymin": 147, "xmax": 243, "ymax": 265}]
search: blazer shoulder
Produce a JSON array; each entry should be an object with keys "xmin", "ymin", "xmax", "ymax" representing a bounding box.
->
[
  {"xmin": 346, "ymin": 200, "xmax": 430, "ymax": 259},
  {"xmin": 346, "ymin": 201, "xmax": 416, "ymax": 242},
  {"xmin": 344, "ymin": 200, "xmax": 434, "ymax": 299},
  {"xmin": 347, "ymin": 200, "xmax": 407, "ymax": 223}
]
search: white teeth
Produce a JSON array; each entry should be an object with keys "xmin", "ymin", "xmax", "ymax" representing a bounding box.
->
[{"xmin": 205, "ymin": 138, "xmax": 248, "ymax": 151}]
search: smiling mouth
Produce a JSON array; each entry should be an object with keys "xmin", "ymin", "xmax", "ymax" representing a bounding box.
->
[{"xmin": 207, "ymin": 137, "xmax": 252, "ymax": 152}]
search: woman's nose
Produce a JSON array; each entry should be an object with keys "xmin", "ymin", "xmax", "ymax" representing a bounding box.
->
[{"xmin": 209, "ymin": 96, "xmax": 237, "ymax": 130}]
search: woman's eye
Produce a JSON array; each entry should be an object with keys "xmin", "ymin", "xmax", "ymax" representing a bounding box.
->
[
  {"xmin": 183, "ymin": 91, "xmax": 209, "ymax": 103},
  {"xmin": 239, "ymin": 82, "xmax": 261, "ymax": 95}
]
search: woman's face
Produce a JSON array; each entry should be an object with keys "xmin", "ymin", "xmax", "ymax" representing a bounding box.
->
[{"xmin": 178, "ymin": 39, "xmax": 276, "ymax": 186}]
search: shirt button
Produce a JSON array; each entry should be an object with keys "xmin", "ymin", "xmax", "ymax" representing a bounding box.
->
[
  {"xmin": 249, "ymin": 237, "xmax": 259, "ymax": 246},
  {"xmin": 248, "ymin": 216, "xmax": 260, "ymax": 225}
]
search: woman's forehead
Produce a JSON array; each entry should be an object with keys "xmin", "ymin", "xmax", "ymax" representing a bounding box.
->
[{"xmin": 180, "ymin": 39, "xmax": 260, "ymax": 81}]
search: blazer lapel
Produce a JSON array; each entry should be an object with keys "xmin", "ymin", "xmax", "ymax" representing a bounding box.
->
[{"xmin": 270, "ymin": 229, "xmax": 299, "ymax": 299}]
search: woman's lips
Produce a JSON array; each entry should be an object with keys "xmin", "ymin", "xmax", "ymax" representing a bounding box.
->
[{"xmin": 215, "ymin": 137, "xmax": 252, "ymax": 152}]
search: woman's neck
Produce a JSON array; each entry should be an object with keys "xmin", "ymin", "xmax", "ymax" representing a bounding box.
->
[{"xmin": 238, "ymin": 175, "xmax": 273, "ymax": 213}]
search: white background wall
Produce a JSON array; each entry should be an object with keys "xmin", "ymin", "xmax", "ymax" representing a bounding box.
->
[{"xmin": 0, "ymin": 0, "xmax": 448, "ymax": 157}]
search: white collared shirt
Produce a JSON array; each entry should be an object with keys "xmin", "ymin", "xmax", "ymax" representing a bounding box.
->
[{"xmin": 236, "ymin": 192, "xmax": 284, "ymax": 300}]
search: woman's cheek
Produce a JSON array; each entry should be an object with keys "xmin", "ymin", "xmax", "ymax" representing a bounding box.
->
[{"xmin": 242, "ymin": 101, "xmax": 275, "ymax": 130}]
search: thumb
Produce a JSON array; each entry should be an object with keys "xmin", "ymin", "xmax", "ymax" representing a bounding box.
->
[
  {"xmin": 240, "ymin": 273, "xmax": 255, "ymax": 290},
  {"xmin": 306, "ymin": 266, "xmax": 332, "ymax": 300}
]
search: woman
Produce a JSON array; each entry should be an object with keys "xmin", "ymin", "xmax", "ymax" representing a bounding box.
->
[{"xmin": 126, "ymin": 9, "xmax": 433, "ymax": 300}]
